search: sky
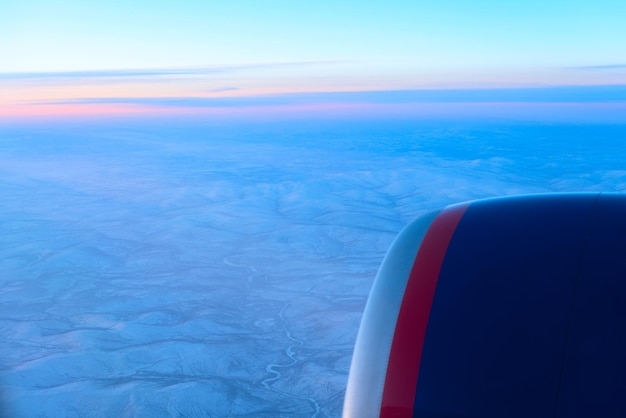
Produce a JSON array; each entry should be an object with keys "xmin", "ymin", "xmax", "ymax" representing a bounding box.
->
[{"xmin": 1, "ymin": 0, "xmax": 626, "ymax": 118}]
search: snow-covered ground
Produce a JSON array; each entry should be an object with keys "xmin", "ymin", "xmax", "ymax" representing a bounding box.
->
[{"xmin": 1, "ymin": 116, "xmax": 625, "ymax": 417}]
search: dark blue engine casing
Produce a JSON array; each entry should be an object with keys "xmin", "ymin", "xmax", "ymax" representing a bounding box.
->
[{"xmin": 343, "ymin": 193, "xmax": 626, "ymax": 418}]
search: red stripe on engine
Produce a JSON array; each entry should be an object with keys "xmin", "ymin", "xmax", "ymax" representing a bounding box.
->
[{"xmin": 381, "ymin": 203, "xmax": 469, "ymax": 417}]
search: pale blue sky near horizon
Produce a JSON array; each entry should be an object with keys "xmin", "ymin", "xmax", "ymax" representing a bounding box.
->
[
  {"xmin": 2, "ymin": 0, "xmax": 626, "ymax": 118},
  {"xmin": 2, "ymin": 0, "xmax": 626, "ymax": 76}
]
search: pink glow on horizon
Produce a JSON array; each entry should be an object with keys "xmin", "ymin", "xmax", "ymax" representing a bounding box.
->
[
  {"xmin": 3, "ymin": 100, "xmax": 626, "ymax": 124},
  {"xmin": 0, "ymin": 103, "xmax": 174, "ymax": 120},
  {"xmin": 1, "ymin": 101, "xmax": 384, "ymax": 122}
]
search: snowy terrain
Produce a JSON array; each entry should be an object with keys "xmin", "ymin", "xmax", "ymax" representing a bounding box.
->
[{"xmin": 1, "ymin": 116, "xmax": 625, "ymax": 417}]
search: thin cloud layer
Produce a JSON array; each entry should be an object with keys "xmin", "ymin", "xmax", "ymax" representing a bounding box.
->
[
  {"xmin": 43, "ymin": 86, "xmax": 626, "ymax": 109},
  {"xmin": 566, "ymin": 64, "xmax": 626, "ymax": 71},
  {"xmin": 0, "ymin": 61, "xmax": 348, "ymax": 83},
  {"xmin": 0, "ymin": 68, "xmax": 227, "ymax": 80}
]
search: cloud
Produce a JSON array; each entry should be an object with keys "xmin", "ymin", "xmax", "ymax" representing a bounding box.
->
[
  {"xmin": 204, "ymin": 87, "xmax": 239, "ymax": 94},
  {"xmin": 40, "ymin": 85, "xmax": 626, "ymax": 109},
  {"xmin": 0, "ymin": 68, "xmax": 225, "ymax": 81},
  {"xmin": 0, "ymin": 61, "xmax": 348, "ymax": 83},
  {"xmin": 565, "ymin": 64, "xmax": 626, "ymax": 71},
  {"xmin": 45, "ymin": 96, "xmax": 293, "ymax": 108}
]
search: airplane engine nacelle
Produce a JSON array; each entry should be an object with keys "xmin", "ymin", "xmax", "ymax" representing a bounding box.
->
[{"xmin": 343, "ymin": 193, "xmax": 626, "ymax": 418}]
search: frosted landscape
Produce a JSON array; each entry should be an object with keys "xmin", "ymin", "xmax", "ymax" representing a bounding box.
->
[{"xmin": 1, "ymin": 115, "xmax": 626, "ymax": 417}]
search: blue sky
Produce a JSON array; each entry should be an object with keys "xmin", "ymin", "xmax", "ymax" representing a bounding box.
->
[
  {"xmin": 1, "ymin": 0, "xmax": 626, "ymax": 118},
  {"xmin": 3, "ymin": 0, "xmax": 626, "ymax": 72}
]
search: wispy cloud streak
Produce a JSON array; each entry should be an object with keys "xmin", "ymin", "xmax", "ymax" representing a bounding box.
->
[
  {"xmin": 0, "ymin": 61, "xmax": 349, "ymax": 82},
  {"xmin": 565, "ymin": 64, "xmax": 626, "ymax": 71},
  {"xmin": 0, "ymin": 68, "xmax": 226, "ymax": 80},
  {"xmin": 40, "ymin": 85, "xmax": 626, "ymax": 109}
]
